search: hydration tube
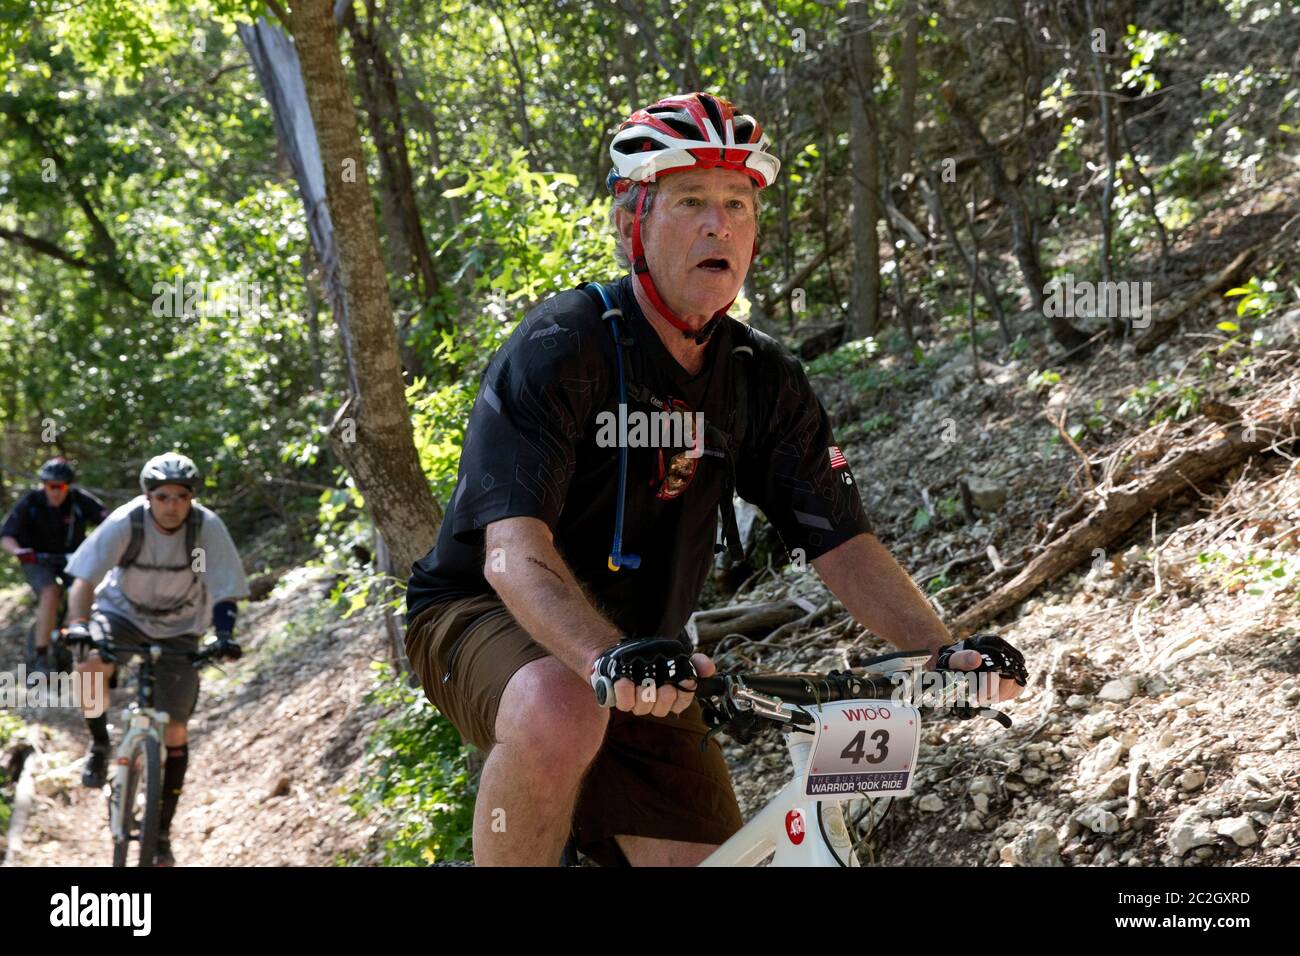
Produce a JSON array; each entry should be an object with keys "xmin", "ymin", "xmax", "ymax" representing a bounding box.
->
[{"xmin": 589, "ymin": 283, "xmax": 641, "ymax": 572}]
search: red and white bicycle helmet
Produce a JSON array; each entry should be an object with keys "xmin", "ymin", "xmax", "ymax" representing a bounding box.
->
[{"xmin": 608, "ymin": 93, "xmax": 780, "ymax": 343}]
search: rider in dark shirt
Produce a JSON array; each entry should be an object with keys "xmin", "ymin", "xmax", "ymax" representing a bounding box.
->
[
  {"xmin": 1, "ymin": 457, "xmax": 109, "ymax": 675},
  {"xmin": 405, "ymin": 92, "xmax": 1026, "ymax": 867},
  {"xmin": 406, "ymin": 274, "xmax": 872, "ymax": 641}
]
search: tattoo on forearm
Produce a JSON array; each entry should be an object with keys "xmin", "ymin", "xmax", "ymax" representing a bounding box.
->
[{"xmin": 526, "ymin": 556, "xmax": 564, "ymax": 584}]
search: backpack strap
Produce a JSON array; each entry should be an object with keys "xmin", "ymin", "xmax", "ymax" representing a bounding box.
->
[
  {"xmin": 584, "ymin": 281, "xmax": 641, "ymax": 572},
  {"xmin": 120, "ymin": 503, "xmax": 147, "ymax": 568},
  {"xmin": 185, "ymin": 506, "xmax": 204, "ymax": 570},
  {"xmin": 715, "ymin": 343, "xmax": 754, "ymax": 563}
]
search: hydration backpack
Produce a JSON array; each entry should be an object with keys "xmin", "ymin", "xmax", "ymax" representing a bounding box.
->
[
  {"xmin": 119, "ymin": 502, "xmax": 205, "ymax": 571},
  {"xmin": 582, "ymin": 281, "xmax": 753, "ymax": 566}
]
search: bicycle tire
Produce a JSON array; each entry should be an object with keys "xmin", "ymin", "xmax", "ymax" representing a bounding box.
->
[{"xmin": 112, "ymin": 736, "xmax": 162, "ymax": 867}]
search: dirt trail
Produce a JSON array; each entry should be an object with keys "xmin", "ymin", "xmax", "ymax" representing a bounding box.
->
[{"xmin": 1, "ymin": 567, "xmax": 390, "ymax": 867}]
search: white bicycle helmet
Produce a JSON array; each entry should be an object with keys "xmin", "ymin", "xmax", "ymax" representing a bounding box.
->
[
  {"xmin": 139, "ymin": 452, "xmax": 200, "ymax": 494},
  {"xmin": 607, "ymin": 93, "xmax": 780, "ymax": 343},
  {"xmin": 609, "ymin": 92, "xmax": 781, "ymax": 189}
]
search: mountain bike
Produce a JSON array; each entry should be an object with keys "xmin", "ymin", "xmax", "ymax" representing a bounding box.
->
[
  {"xmin": 64, "ymin": 633, "xmax": 228, "ymax": 866},
  {"xmin": 677, "ymin": 649, "xmax": 1011, "ymax": 866},
  {"xmin": 452, "ymin": 648, "xmax": 1012, "ymax": 867}
]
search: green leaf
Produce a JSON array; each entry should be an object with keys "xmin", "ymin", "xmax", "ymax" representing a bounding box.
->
[{"xmin": 911, "ymin": 507, "xmax": 932, "ymax": 532}]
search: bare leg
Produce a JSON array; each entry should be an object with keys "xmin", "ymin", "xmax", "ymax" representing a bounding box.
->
[
  {"xmin": 76, "ymin": 653, "xmax": 116, "ymax": 720},
  {"xmin": 472, "ymin": 656, "xmax": 607, "ymax": 866},
  {"xmin": 35, "ymin": 584, "xmax": 60, "ymax": 651}
]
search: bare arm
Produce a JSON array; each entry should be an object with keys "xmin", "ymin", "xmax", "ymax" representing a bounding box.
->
[
  {"xmin": 483, "ymin": 516, "xmax": 622, "ymax": 678},
  {"xmin": 66, "ymin": 577, "xmax": 95, "ymax": 624},
  {"xmin": 812, "ymin": 532, "xmax": 953, "ymax": 667},
  {"xmin": 1, "ymin": 535, "xmax": 23, "ymax": 556},
  {"xmin": 814, "ymin": 532, "xmax": 1024, "ymax": 700}
]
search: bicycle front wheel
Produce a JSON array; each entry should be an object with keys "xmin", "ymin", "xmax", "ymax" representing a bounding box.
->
[{"xmin": 112, "ymin": 735, "xmax": 162, "ymax": 867}]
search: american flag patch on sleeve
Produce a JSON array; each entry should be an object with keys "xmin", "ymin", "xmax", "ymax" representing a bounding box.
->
[{"xmin": 828, "ymin": 446, "xmax": 848, "ymax": 469}]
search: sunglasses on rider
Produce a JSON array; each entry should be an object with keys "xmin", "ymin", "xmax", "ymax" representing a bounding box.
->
[
  {"xmin": 150, "ymin": 489, "xmax": 192, "ymax": 504},
  {"xmin": 44, "ymin": 482, "xmax": 69, "ymax": 492}
]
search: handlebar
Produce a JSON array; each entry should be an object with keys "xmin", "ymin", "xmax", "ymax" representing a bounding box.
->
[
  {"xmin": 61, "ymin": 633, "xmax": 235, "ymax": 670},
  {"xmin": 596, "ymin": 664, "xmax": 1012, "ymax": 729},
  {"xmin": 694, "ymin": 670, "xmax": 897, "ymax": 706}
]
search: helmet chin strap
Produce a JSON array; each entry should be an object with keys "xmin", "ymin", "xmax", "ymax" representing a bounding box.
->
[{"xmin": 631, "ymin": 186, "xmax": 753, "ymax": 346}]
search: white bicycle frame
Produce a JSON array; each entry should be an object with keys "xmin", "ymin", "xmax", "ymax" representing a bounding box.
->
[
  {"xmin": 699, "ymin": 716, "xmax": 862, "ymax": 867},
  {"xmin": 698, "ymin": 650, "xmax": 937, "ymax": 867},
  {"xmin": 107, "ymin": 702, "xmax": 170, "ymax": 843}
]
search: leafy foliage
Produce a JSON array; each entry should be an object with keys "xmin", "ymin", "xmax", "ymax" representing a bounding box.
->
[{"xmin": 347, "ymin": 662, "xmax": 477, "ymax": 865}]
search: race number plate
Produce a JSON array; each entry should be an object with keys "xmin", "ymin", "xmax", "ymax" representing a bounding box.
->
[{"xmin": 804, "ymin": 700, "xmax": 922, "ymax": 800}]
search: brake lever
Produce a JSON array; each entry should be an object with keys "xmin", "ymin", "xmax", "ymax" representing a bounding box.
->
[{"xmin": 731, "ymin": 686, "xmax": 791, "ymax": 723}]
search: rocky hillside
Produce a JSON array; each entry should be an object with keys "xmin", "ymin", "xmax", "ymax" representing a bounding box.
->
[{"xmin": 718, "ymin": 176, "xmax": 1300, "ymax": 867}]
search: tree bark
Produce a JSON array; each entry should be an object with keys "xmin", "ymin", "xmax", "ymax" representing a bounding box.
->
[
  {"xmin": 1083, "ymin": 0, "xmax": 1121, "ymax": 334},
  {"xmin": 847, "ymin": 0, "xmax": 882, "ymax": 338},
  {"xmin": 343, "ymin": 2, "xmax": 440, "ymax": 301},
  {"xmin": 894, "ymin": 2, "xmax": 920, "ymax": 179},
  {"xmin": 283, "ymin": 3, "xmax": 442, "ymax": 574},
  {"xmin": 939, "ymin": 82, "xmax": 1089, "ymax": 350}
]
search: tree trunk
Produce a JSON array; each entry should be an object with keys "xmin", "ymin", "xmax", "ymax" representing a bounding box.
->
[
  {"xmin": 278, "ymin": 5, "xmax": 442, "ymax": 574},
  {"xmin": 918, "ymin": 173, "xmax": 1009, "ymax": 345},
  {"xmin": 894, "ymin": 2, "xmax": 920, "ymax": 180},
  {"xmin": 344, "ymin": 3, "xmax": 440, "ymax": 301},
  {"xmin": 1083, "ymin": 0, "xmax": 1121, "ymax": 334},
  {"xmin": 847, "ymin": 0, "xmax": 882, "ymax": 338},
  {"xmin": 939, "ymin": 82, "xmax": 1089, "ymax": 350},
  {"xmin": 613, "ymin": 20, "xmax": 640, "ymax": 109}
]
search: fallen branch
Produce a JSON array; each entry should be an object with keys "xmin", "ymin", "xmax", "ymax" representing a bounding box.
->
[
  {"xmin": 687, "ymin": 598, "xmax": 815, "ymax": 649},
  {"xmin": 1045, "ymin": 409, "xmax": 1096, "ymax": 492},
  {"xmin": 1132, "ymin": 243, "xmax": 1261, "ymax": 353},
  {"xmin": 951, "ymin": 385, "xmax": 1300, "ymax": 637}
]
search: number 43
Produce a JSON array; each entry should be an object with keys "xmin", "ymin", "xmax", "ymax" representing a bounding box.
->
[{"xmin": 840, "ymin": 729, "xmax": 889, "ymax": 765}]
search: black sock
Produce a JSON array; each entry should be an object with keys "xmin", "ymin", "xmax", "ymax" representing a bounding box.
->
[
  {"xmin": 86, "ymin": 715, "xmax": 109, "ymax": 748},
  {"xmin": 159, "ymin": 744, "xmax": 189, "ymax": 836}
]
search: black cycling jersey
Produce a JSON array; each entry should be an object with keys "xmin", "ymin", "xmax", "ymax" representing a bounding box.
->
[
  {"xmin": 405, "ymin": 274, "xmax": 872, "ymax": 639},
  {"xmin": 1, "ymin": 487, "xmax": 110, "ymax": 554}
]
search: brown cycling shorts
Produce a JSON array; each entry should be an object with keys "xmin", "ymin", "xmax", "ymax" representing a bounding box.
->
[{"xmin": 405, "ymin": 594, "xmax": 744, "ymax": 865}]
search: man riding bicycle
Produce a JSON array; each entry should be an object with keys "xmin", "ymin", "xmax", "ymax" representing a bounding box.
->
[
  {"xmin": 1, "ymin": 457, "xmax": 109, "ymax": 680},
  {"xmin": 405, "ymin": 93, "xmax": 1027, "ymax": 867},
  {"xmin": 62, "ymin": 452, "xmax": 250, "ymax": 866}
]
